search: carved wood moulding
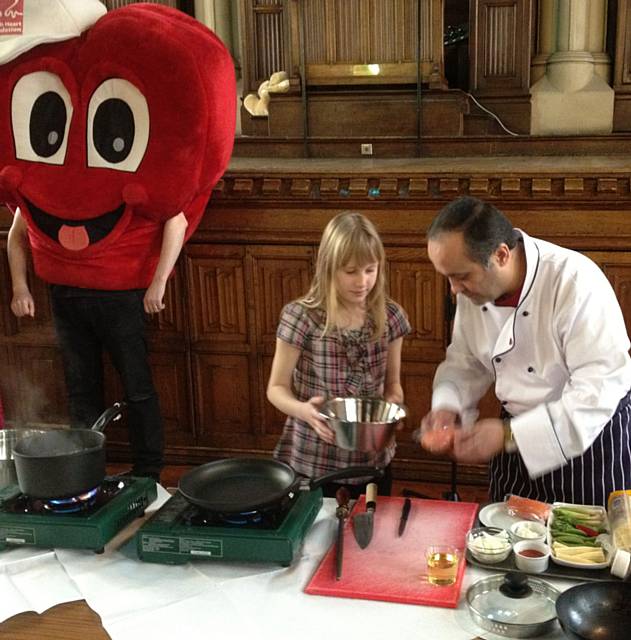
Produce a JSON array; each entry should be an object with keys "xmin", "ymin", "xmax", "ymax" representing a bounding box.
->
[{"xmin": 213, "ymin": 174, "xmax": 631, "ymax": 203}]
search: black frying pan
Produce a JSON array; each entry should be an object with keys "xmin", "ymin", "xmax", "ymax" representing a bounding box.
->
[
  {"xmin": 556, "ymin": 581, "xmax": 631, "ymax": 640},
  {"xmin": 12, "ymin": 402, "xmax": 125, "ymax": 499},
  {"xmin": 178, "ymin": 458, "xmax": 381, "ymax": 513}
]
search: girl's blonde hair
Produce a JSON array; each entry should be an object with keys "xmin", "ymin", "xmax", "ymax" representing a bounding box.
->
[{"xmin": 299, "ymin": 211, "xmax": 387, "ymax": 340}]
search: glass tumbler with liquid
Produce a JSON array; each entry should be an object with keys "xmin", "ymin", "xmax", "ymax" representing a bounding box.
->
[{"xmin": 426, "ymin": 545, "xmax": 459, "ymax": 586}]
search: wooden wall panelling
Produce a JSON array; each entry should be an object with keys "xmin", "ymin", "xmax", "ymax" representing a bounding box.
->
[
  {"xmin": 185, "ymin": 243, "xmax": 254, "ymax": 450},
  {"xmin": 103, "ymin": 349, "xmax": 195, "ymax": 460},
  {"xmin": 192, "ymin": 352, "xmax": 253, "ymax": 449},
  {"xmin": 248, "ymin": 244, "xmax": 314, "ymax": 344},
  {"xmin": 614, "ymin": 0, "xmax": 631, "ymax": 89},
  {"xmin": 614, "ymin": 0, "xmax": 631, "ymax": 131},
  {"xmin": 588, "ymin": 251, "xmax": 631, "ymax": 339},
  {"xmin": 469, "ymin": 0, "xmax": 534, "ymax": 133},
  {"xmin": 386, "ymin": 246, "xmax": 447, "ymax": 363},
  {"xmin": 239, "ymin": 0, "xmax": 290, "ymax": 95},
  {"xmin": 260, "ymin": 353, "xmax": 286, "ymax": 444},
  {"xmin": 247, "ymin": 244, "xmax": 315, "ymax": 442},
  {"xmin": 301, "ymin": 0, "xmax": 444, "ymax": 86},
  {"xmin": 185, "ymin": 244, "xmax": 248, "ymax": 349},
  {"xmin": 0, "ymin": 243, "xmax": 9, "ymax": 337},
  {"xmin": 11, "ymin": 346, "xmax": 67, "ymax": 427},
  {"xmin": 469, "ymin": 0, "xmax": 533, "ymax": 93},
  {"xmin": 0, "ymin": 344, "xmax": 14, "ymax": 423}
]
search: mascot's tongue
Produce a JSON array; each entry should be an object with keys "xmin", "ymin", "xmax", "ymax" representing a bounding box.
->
[{"xmin": 58, "ymin": 224, "xmax": 90, "ymax": 251}]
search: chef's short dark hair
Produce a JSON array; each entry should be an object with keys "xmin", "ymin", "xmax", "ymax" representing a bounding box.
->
[{"xmin": 427, "ymin": 197, "xmax": 518, "ymax": 266}]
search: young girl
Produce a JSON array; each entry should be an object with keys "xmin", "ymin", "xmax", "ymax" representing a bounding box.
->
[{"xmin": 267, "ymin": 212, "xmax": 411, "ymax": 497}]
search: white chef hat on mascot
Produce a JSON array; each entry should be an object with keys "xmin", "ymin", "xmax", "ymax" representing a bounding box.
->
[{"xmin": 0, "ymin": 0, "xmax": 106, "ymax": 63}]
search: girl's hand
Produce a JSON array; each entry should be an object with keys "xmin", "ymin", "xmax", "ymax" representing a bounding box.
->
[
  {"xmin": 300, "ymin": 396, "xmax": 336, "ymax": 444},
  {"xmin": 384, "ymin": 387, "xmax": 405, "ymax": 430}
]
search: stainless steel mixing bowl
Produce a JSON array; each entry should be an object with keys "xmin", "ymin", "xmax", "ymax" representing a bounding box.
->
[{"xmin": 318, "ymin": 397, "xmax": 406, "ymax": 452}]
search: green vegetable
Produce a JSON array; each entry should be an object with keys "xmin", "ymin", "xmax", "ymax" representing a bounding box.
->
[{"xmin": 552, "ymin": 533, "xmax": 599, "ymax": 546}]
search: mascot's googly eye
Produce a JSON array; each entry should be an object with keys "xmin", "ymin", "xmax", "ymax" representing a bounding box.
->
[
  {"xmin": 87, "ymin": 78, "xmax": 149, "ymax": 172},
  {"xmin": 11, "ymin": 71, "xmax": 73, "ymax": 165}
]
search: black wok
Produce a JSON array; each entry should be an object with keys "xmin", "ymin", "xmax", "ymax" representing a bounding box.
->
[
  {"xmin": 556, "ymin": 581, "xmax": 631, "ymax": 640},
  {"xmin": 12, "ymin": 402, "xmax": 125, "ymax": 499},
  {"xmin": 178, "ymin": 458, "xmax": 382, "ymax": 513}
]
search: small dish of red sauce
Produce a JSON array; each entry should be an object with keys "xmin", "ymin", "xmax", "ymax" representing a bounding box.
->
[{"xmin": 518, "ymin": 549, "xmax": 545, "ymax": 558}]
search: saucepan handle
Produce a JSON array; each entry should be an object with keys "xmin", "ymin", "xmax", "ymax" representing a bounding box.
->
[
  {"xmin": 309, "ymin": 466, "xmax": 384, "ymax": 490},
  {"xmin": 90, "ymin": 401, "xmax": 126, "ymax": 432}
]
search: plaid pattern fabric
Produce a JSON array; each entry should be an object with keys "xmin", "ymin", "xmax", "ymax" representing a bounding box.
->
[{"xmin": 273, "ymin": 300, "xmax": 411, "ymax": 482}]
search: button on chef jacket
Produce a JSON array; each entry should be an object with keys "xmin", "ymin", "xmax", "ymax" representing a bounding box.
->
[{"xmin": 431, "ymin": 230, "xmax": 631, "ymax": 478}]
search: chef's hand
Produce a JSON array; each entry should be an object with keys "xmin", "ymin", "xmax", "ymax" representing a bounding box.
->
[
  {"xmin": 144, "ymin": 279, "xmax": 167, "ymax": 314},
  {"xmin": 418, "ymin": 409, "xmax": 459, "ymax": 454},
  {"xmin": 299, "ymin": 396, "xmax": 336, "ymax": 444},
  {"xmin": 11, "ymin": 287, "xmax": 35, "ymax": 317},
  {"xmin": 452, "ymin": 418, "xmax": 504, "ymax": 463}
]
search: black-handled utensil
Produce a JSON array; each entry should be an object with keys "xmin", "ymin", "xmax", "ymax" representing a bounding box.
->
[
  {"xmin": 398, "ymin": 497, "xmax": 411, "ymax": 536},
  {"xmin": 335, "ymin": 486, "xmax": 350, "ymax": 580}
]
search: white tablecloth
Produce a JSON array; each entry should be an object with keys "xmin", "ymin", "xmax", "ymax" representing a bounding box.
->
[{"xmin": 0, "ymin": 490, "xmax": 577, "ymax": 640}]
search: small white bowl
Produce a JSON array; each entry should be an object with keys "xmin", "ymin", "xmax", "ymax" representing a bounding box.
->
[
  {"xmin": 510, "ymin": 520, "xmax": 547, "ymax": 543},
  {"xmin": 466, "ymin": 526, "xmax": 512, "ymax": 564},
  {"xmin": 513, "ymin": 540, "xmax": 551, "ymax": 573}
]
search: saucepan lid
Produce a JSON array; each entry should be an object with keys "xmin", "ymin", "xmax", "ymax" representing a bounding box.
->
[{"xmin": 466, "ymin": 572, "xmax": 560, "ymax": 638}]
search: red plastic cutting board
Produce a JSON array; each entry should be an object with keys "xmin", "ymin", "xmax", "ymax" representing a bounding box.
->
[{"xmin": 305, "ymin": 496, "xmax": 478, "ymax": 608}]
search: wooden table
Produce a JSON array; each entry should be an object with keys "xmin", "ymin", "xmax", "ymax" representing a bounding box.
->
[
  {"xmin": 0, "ymin": 601, "xmax": 484, "ymax": 640},
  {"xmin": 0, "ymin": 601, "xmax": 110, "ymax": 639}
]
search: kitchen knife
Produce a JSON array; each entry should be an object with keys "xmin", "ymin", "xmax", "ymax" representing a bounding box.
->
[
  {"xmin": 353, "ymin": 482, "xmax": 377, "ymax": 549},
  {"xmin": 398, "ymin": 497, "xmax": 411, "ymax": 536},
  {"xmin": 335, "ymin": 486, "xmax": 350, "ymax": 580}
]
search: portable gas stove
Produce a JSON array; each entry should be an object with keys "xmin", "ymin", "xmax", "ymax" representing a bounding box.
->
[
  {"xmin": 0, "ymin": 476, "xmax": 157, "ymax": 553},
  {"xmin": 136, "ymin": 487, "xmax": 323, "ymax": 566}
]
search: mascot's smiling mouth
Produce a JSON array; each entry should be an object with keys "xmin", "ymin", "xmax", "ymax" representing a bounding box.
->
[{"xmin": 26, "ymin": 199, "xmax": 126, "ymax": 251}]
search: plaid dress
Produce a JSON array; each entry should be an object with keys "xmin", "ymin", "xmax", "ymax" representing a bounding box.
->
[{"xmin": 273, "ymin": 300, "xmax": 411, "ymax": 482}]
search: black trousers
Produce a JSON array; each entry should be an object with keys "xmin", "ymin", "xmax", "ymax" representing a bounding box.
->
[{"xmin": 51, "ymin": 287, "xmax": 163, "ymax": 476}]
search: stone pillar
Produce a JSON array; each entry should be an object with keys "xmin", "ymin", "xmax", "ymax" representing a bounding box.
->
[
  {"xmin": 531, "ymin": 0, "xmax": 556, "ymax": 84},
  {"xmin": 530, "ymin": 0, "xmax": 613, "ymax": 135},
  {"xmin": 195, "ymin": 0, "xmax": 240, "ymax": 134},
  {"xmin": 587, "ymin": 0, "xmax": 610, "ymax": 82},
  {"xmin": 194, "ymin": 0, "xmax": 234, "ymax": 56}
]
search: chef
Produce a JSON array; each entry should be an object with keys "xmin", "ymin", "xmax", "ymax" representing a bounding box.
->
[{"xmin": 419, "ymin": 196, "xmax": 631, "ymax": 506}]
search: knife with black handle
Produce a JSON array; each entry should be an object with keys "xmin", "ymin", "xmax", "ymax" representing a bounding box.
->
[
  {"xmin": 398, "ymin": 497, "xmax": 411, "ymax": 536},
  {"xmin": 335, "ymin": 487, "xmax": 350, "ymax": 580}
]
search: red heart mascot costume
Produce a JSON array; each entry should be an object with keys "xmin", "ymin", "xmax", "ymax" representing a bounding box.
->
[{"xmin": 0, "ymin": 0, "xmax": 236, "ymax": 479}]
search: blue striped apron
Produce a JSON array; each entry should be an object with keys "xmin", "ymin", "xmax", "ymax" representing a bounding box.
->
[{"xmin": 490, "ymin": 390, "xmax": 631, "ymax": 506}]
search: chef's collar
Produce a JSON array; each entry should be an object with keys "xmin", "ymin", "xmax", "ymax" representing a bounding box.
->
[
  {"xmin": 494, "ymin": 238, "xmax": 525, "ymax": 307},
  {"xmin": 0, "ymin": 0, "xmax": 106, "ymax": 64}
]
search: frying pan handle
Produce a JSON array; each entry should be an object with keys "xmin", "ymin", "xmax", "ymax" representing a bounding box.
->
[
  {"xmin": 309, "ymin": 466, "xmax": 384, "ymax": 490},
  {"xmin": 90, "ymin": 402, "xmax": 126, "ymax": 432}
]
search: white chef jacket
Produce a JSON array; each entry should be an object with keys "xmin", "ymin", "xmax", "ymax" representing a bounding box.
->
[{"xmin": 431, "ymin": 230, "xmax": 631, "ymax": 478}]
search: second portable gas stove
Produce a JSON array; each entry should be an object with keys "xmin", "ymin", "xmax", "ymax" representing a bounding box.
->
[
  {"xmin": 136, "ymin": 487, "xmax": 323, "ymax": 566},
  {"xmin": 0, "ymin": 476, "xmax": 157, "ymax": 553}
]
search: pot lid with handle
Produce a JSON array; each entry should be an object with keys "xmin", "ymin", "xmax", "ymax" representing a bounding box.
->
[{"xmin": 466, "ymin": 572, "xmax": 560, "ymax": 638}]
